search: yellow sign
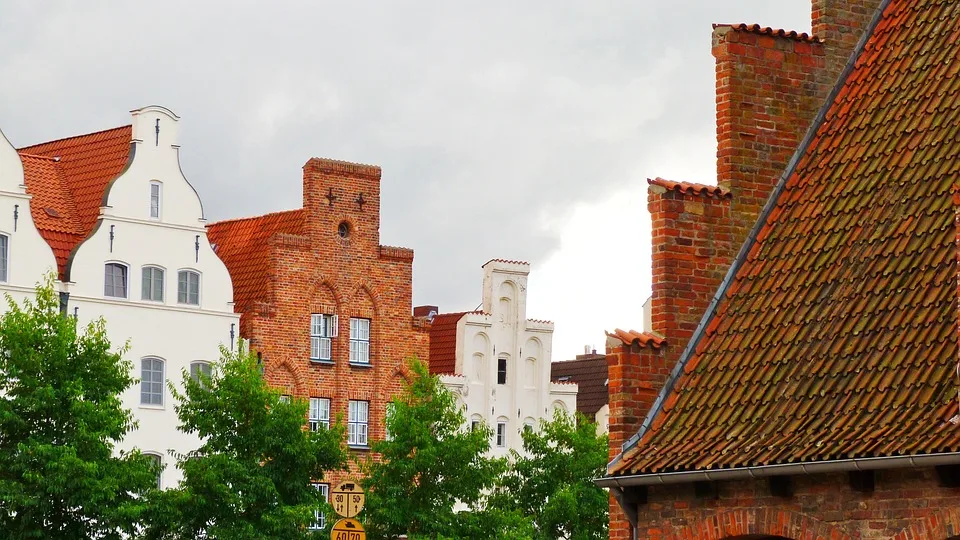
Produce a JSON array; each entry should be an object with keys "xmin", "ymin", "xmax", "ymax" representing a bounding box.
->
[
  {"xmin": 331, "ymin": 481, "xmax": 366, "ymax": 518},
  {"xmin": 331, "ymin": 518, "xmax": 365, "ymax": 540}
]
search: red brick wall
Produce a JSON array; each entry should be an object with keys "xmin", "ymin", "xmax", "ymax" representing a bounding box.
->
[
  {"xmin": 813, "ymin": 0, "xmax": 886, "ymax": 83},
  {"xmin": 632, "ymin": 468, "xmax": 960, "ymax": 539},
  {"xmin": 246, "ymin": 158, "xmax": 429, "ymax": 486}
]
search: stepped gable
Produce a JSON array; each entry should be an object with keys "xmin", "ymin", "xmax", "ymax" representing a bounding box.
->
[
  {"xmin": 611, "ymin": 0, "xmax": 960, "ymax": 476},
  {"xmin": 17, "ymin": 126, "xmax": 132, "ymax": 278},
  {"xmin": 206, "ymin": 209, "xmax": 305, "ymax": 313}
]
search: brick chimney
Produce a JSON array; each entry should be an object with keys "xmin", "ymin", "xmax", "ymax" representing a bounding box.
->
[
  {"xmin": 302, "ymin": 158, "xmax": 382, "ymax": 256},
  {"xmin": 813, "ymin": 0, "xmax": 885, "ymax": 83}
]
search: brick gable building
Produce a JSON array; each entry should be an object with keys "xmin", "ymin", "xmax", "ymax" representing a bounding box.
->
[
  {"xmin": 207, "ymin": 158, "xmax": 429, "ymax": 492},
  {"xmin": 594, "ymin": 0, "xmax": 960, "ymax": 538}
]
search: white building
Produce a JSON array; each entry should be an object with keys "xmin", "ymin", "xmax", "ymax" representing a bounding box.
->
[
  {"xmin": 428, "ymin": 259, "xmax": 577, "ymax": 458},
  {"xmin": 9, "ymin": 106, "xmax": 239, "ymax": 487}
]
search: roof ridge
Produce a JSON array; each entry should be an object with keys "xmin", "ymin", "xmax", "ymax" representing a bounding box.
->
[
  {"xmin": 648, "ymin": 177, "xmax": 731, "ymax": 198},
  {"xmin": 17, "ymin": 152, "xmax": 60, "ymax": 161},
  {"xmin": 625, "ymin": 0, "xmax": 895, "ymax": 455},
  {"xmin": 209, "ymin": 208, "xmax": 304, "ymax": 228},
  {"xmin": 18, "ymin": 125, "xmax": 131, "ymax": 153},
  {"xmin": 713, "ymin": 23, "xmax": 823, "ymax": 43}
]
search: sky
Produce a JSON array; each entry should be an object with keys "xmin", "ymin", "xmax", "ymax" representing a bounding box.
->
[{"xmin": 0, "ymin": 1, "xmax": 810, "ymax": 361}]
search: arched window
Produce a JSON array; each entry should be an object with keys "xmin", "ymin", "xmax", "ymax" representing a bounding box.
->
[
  {"xmin": 149, "ymin": 181, "xmax": 162, "ymax": 219},
  {"xmin": 497, "ymin": 355, "xmax": 509, "ymax": 385},
  {"xmin": 104, "ymin": 262, "xmax": 128, "ymax": 298},
  {"xmin": 141, "ymin": 266, "xmax": 165, "ymax": 302},
  {"xmin": 141, "ymin": 357, "xmax": 165, "ymax": 406},
  {"xmin": 145, "ymin": 452, "xmax": 163, "ymax": 489},
  {"xmin": 0, "ymin": 233, "xmax": 9, "ymax": 282},
  {"xmin": 189, "ymin": 361, "xmax": 212, "ymax": 383},
  {"xmin": 177, "ymin": 270, "xmax": 200, "ymax": 305},
  {"xmin": 470, "ymin": 414, "xmax": 484, "ymax": 432},
  {"xmin": 495, "ymin": 417, "xmax": 508, "ymax": 447}
]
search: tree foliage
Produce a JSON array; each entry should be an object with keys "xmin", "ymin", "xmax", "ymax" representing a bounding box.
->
[
  {"xmin": 490, "ymin": 410, "xmax": 609, "ymax": 540},
  {"xmin": 144, "ymin": 346, "xmax": 346, "ymax": 539},
  {"xmin": 0, "ymin": 275, "xmax": 156, "ymax": 539},
  {"xmin": 361, "ymin": 357, "xmax": 514, "ymax": 539}
]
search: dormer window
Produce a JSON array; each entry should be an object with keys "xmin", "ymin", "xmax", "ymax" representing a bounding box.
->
[
  {"xmin": 177, "ymin": 270, "xmax": 200, "ymax": 305},
  {"xmin": 150, "ymin": 182, "xmax": 161, "ymax": 219}
]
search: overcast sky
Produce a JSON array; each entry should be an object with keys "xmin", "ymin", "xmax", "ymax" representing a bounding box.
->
[{"xmin": 0, "ymin": 1, "xmax": 810, "ymax": 361}]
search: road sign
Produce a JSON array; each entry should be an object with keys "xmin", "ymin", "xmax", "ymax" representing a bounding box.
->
[
  {"xmin": 331, "ymin": 518, "xmax": 365, "ymax": 540},
  {"xmin": 331, "ymin": 481, "xmax": 366, "ymax": 518}
]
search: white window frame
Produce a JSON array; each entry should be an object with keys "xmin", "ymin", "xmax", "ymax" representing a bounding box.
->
[
  {"xmin": 309, "ymin": 483, "xmax": 329, "ymax": 530},
  {"xmin": 104, "ymin": 262, "xmax": 129, "ymax": 298},
  {"xmin": 141, "ymin": 265, "xmax": 165, "ymax": 302},
  {"xmin": 496, "ymin": 420, "xmax": 507, "ymax": 447},
  {"xmin": 189, "ymin": 361, "xmax": 212, "ymax": 384},
  {"xmin": 150, "ymin": 181, "xmax": 162, "ymax": 219},
  {"xmin": 145, "ymin": 452, "xmax": 163, "ymax": 489},
  {"xmin": 279, "ymin": 394, "xmax": 291, "ymax": 404},
  {"xmin": 177, "ymin": 269, "xmax": 201, "ymax": 305},
  {"xmin": 141, "ymin": 357, "xmax": 165, "ymax": 406},
  {"xmin": 309, "ymin": 397, "xmax": 331, "ymax": 431},
  {"xmin": 349, "ymin": 318, "xmax": 370, "ymax": 364},
  {"xmin": 348, "ymin": 400, "xmax": 369, "ymax": 446},
  {"xmin": 310, "ymin": 314, "xmax": 338, "ymax": 361},
  {"xmin": 0, "ymin": 234, "xmax": 9, "ymax": 283}
]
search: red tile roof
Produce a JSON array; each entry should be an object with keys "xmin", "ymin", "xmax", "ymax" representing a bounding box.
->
[
  {"xmin": 428, "ymin": 312, "xmax": 468, "ymax": 375},
  {"xmin": 206, "ymin": 209, "xmax": 305, "ymax": 313},
  {"xmin": 17, "ymin": 126, "xmax": 132, "ymax": 278},
  {"xmin": 612, "ymin": 0, "xmax": 960, "ymax": 476},
  {"xmin": 713, "ymin": 23, "xmax": 822, "ymax": 43},
  {"xmin": 484, "ymin": 258, "xmax": 529, "ymax": 266},
  {"xmin": 605, "ymin": 329, "xmax": 666, "ymax": 350},
  {"xmin": 648, "ymin": 178, "xmax": 731, "ymax": 198},
  {"xmin": 551, "ymin": 355, "xmax": 608, "ymax": 417}
]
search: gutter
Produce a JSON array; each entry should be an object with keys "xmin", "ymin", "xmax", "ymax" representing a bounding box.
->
[
  {"xmin": 619, "ymin": 0, "xmax": 895, "ymax": 459},
  {"xmin": 596, "ymin": 452, "xmax": 960, "ymax": 488}
]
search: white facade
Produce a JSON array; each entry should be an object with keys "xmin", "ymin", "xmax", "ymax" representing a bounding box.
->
[
  {"xmin": 0, "ymin": 128, "xmax": 59, "ymax": 302},
  {"xmin": 440, "ymin": 260, "xmax": 577, "ymax": 458}
]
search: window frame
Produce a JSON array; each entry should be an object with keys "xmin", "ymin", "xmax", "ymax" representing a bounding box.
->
[
  {"xmin": 496, "ymin": 420, "xmax": 507, "ymax": 447},
  {"xmin": 189, "ymin": 360, "xmax": 212, "ymax": 384},
  {"xmin": 349, "ymin": 318, "xmax": 371, "ymax": 365},
  {"xmin": 149, "ymin": 181, "xmax": 162, "ymax": 219},
  {"xmin": 310, "ymin": 314, "xmax": 338, "ymax": 362},
  {"xmin": 0, "ymin": 233, "xmax": 9, "ymax": 283},
  {"xmin": 177, "ymin": 269, "xmax": 201, "ymax": 306},
  {"xmin": 141, "ymin": 265, "xmax": 165, "ymax": 302},
  {"xmin": 145, "ymin": 452, "xmax": 163, "ymax": 489},
  {"xmin": 347, "ymin": 400, "xmax": 369, "ymax": 447},
  {"xmin": 309, "ymin": 397, "xmax": 331, "ymax": 432},
  {"xmin": 140, "ymin": 357, "xmax": 165, "ymax": 407},
  {"xmin": 309, "ymin": 483, "xmax": 329, "ymax": 530},
  {"xmin": 497, "ymin": 357, "xmax": 508, "ymax": 385},
  {"xmin": 104, "ymin": 262, "xmax": 129, "ymax": 298}
]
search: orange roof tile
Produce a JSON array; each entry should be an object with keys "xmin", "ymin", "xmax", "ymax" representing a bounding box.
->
[
  {"xmin": 713, "ymin": 23, "xmax": 822, "ymax": 43},
  {"xmin": 605, "ymin": 329, "xmax": 666, "ymax": 349},
  {"xmin": 648, "ymin": 178, "xmax": 731, "ymax": 198},
  {"xmin": 428, "ymin": 312, "xmax": 467, "ymax": 375},
  {"xmin": 18, "ymin": 126, "xmax": 132, "ymax": 279},
  {"xmin": 206, "ymin": 209, "xmax": 305, "ymax": 313},
  {"xmin": 484, "ymin": 258, "xmax": 529, "ymax": 266},
  {"xmin": 612, "ymin": 0, "xmax": 960, "ymax": 476}
]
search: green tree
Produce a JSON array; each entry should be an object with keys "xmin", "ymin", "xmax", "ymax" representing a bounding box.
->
[
  {"xmin": 144, "ymin": 346, "xmax": 346, "ymax": 539},
  {"xmin": 361, "ymin": 357, "xmax": 519, "ymax": 539},
  {"xmin": 0, "ymin": 275, "xmax": 157, "ymax": 539},
  {"xmin": 491, "ymin": 410, "xmax": 609, "ymax": 540}
]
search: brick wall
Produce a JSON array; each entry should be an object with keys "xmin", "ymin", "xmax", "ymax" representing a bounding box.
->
[
  {"xmin": 813, "ymin": 0, "xmax": 886, "ymax": 83},
  {"xmin": 247, "ymin": 158, "xmax": 429, "ymax": 486},
  {"xmin": 633, "ymin": 468, "xmax": 960, "ymax": 539}
]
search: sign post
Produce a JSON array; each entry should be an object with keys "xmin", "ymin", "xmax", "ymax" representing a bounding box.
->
[{"xmin": 330, "ymin": 481, "xmax": 366, "ymax": 540}]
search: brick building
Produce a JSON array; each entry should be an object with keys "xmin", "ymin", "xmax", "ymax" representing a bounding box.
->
[
  {"xmin": 595, "ymin": 0, "xmax": 960, "ymax": 538},
  {"xmin": 551, "ymin": 349, "xmax": 609, "ymax": 434},
  {"xmin": 207, "ymin": 158, "xmax": 429, "ymax": 506}
]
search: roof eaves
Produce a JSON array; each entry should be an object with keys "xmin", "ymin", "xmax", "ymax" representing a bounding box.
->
[{"xmin": 620, "ymin": 0, "xmax": 894, "ymax": 459}]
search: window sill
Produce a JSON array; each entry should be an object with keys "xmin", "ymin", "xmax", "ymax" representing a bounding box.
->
[
  {"xmin": 139, "ymin": 404, "xmax": 166, "ymax": 411},
  {"xmin": 310, "ymin": 359, "xmax": 335, "ymax": 366},
  {"xmin": 348, "ymin": 444, "xmax": 371, "ymax": 451},
  {"xmin": 349, "ymin": 362, "xmax": 373, "ymax": 369}
]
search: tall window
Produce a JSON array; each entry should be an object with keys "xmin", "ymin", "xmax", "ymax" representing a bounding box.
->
[
  {"xmin": 177, "ymin": 270, "xmax": 200, "ymax": 305},
  {"xmin": 141, "ymin": 357, "xmax": 165, "ymax": 406},
  {"xmin": 141, "ymin": 266, "xmax": 164, "ymax": 301},
  {"xmin": 310, "ymin": 314, "xmax": 337, "ymax": 361},
  {"xmin": 385, "ymin": 402, "xmax": 396, "ymax": 441},
  {"xmin": 189, "ymin": 361, "xmax": 212, "ymax": 383},
  {"xmin": 496, "ymin": 421, "xmax": 507, "ymax": 447},
  {"xmin": 309, "ymin": 397, "xmax": 330, "ymax": 431},
  {"xmin": 497, "ymin": 357, "xmax": 507, "ymax": 385},
  {"xmin": 349, "ymin": 318, "xmax": 370, "ymax": 364},
  {"xmin": 104, "ymin": 263, "xmax": 128, "ymax": 298},
  {"xmin": 150, "ymin": 182, "xmax": 161, "ymax": 218},
  {"xmin": 348, "ymin": 400, "xmax": 369, "ymax": 446},
  {"xmin": 309, "ymin": 483, "xmax": 329, "ymax": 530},
  {"xmin": 0, "ymin": 234, "xmax": 8, "ymax": 282},
  {"xmin": 146, "ymin": 453, "xmax": 162, "ymax": 488}
]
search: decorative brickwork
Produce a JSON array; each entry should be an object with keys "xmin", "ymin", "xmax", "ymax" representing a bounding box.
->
[{"xmin": 208, "ymin": 157, "xmax": 429, "ymax": 487}]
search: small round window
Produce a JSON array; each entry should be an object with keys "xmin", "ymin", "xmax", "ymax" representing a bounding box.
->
[{"xmin": 338, "ymin": 221, "xmax": 351, "ymax": 239}]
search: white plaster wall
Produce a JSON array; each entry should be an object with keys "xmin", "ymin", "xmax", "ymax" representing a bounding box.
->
[
  {"xmin": 444, "ymin": 260, "xmax": 577, "ymax": 459},
  {"xmin": 66, "ymin": 106, "xmax": 238, "ymax": 487},
  {"xmin": 595, "ymin": 403, "xmax": 610, "ymax": 436},
  {"xmin": 0, "ymin": 128, "xmax": 58, "ymax": 302}
]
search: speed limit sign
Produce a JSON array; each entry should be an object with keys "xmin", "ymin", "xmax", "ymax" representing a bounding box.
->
[
  {"xmin": 331, "ymin": 481, "xmax": 366, "ymax": 519},
  {"xmin": 331, "ymin": 518, "xmax": 365, "ymax": 540}
]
